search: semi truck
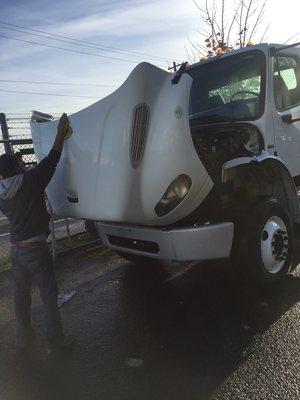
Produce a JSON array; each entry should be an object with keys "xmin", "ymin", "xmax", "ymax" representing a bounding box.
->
[{"xmin": 31, "ymin": 42, "xmax": 300, "ymax": 283}]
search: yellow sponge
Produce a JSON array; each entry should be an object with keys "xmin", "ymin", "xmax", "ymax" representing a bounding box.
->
[{"xmin": 61, "ymin": 113, "xmax": 73, "ymax": 140}]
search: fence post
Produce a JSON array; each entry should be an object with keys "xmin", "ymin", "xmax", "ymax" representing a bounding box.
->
[
  {"xmin": 47, "ymin": 202, "xmax": 57, "ymax": 260},
  {"xmin": 0, "ymin": 113, "xmax": 12, "ymax": 155},
  {"xmin": 65, "ymin": 218, "xmax": 71, "ymax": 243}
]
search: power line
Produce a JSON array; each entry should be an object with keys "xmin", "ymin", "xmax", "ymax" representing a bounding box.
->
[
  {"xmin": 0, "ymin": 21, "xmax": 172, "ymax": 62},
  {"xmin": 0, "ymin": 89, "xmax": 99, "ymax": 98},
  {"xmin": 0, "ymin": 24, "xmax": 171, "ymax": 63},
  {"xmin": 0, "ymin": 79, "xmax": 118, "ymax": 87},
  {"xmin": 0, "ymin": 34, "xmax": 150, "ymax": 64},
  {"xmin": 0, "ymin": 25, "xmax": 165, "ymax": 63}
]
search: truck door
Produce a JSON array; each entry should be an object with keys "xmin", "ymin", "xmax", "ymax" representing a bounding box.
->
[{"xmin": 272, "ymin": 46, "xmax": 300, "ymax": 179}]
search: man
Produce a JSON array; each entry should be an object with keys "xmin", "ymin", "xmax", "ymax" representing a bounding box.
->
[{"xmin": 0, "ymin": 115, "xmax": 75, "ymax": 355}]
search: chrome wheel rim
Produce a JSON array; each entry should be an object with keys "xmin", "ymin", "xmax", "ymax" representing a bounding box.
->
[{"xmin": 260, "ymin": 216, "xmax": 289, "ymax": 274}]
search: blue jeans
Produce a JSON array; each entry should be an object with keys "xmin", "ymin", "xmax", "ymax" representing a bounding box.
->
[{"xmin": 10, "ymin": 243, "xmax": 64, "ymax": 348}]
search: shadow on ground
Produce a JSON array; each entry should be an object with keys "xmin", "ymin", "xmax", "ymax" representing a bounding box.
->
[{"xmin": 1, "ymin": 256, "xmax": 300, "ymax": 400}]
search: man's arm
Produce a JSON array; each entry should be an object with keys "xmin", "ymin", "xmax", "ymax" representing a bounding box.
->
[
  {"xmin": 25, "ymin": 115, "xmax": 68, "ymax": 190},
  {"xmin": 52, "ymin": 115, "xmax": 68, "ymax": 154}
]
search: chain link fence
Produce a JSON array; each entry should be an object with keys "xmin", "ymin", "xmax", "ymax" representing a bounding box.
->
[{"xmin": 0, "ymin": 113, "xmax": 101, "ymax": 270}]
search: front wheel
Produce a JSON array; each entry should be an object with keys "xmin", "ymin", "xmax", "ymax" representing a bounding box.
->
[{"xmin": 232, "ymin": 198, "xmax": 294, "ymax": 284}]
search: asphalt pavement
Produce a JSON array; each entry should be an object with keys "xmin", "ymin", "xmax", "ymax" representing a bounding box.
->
[{"xmin": 0, "ymin": 251, "xmax": 299, "ymax": 400}]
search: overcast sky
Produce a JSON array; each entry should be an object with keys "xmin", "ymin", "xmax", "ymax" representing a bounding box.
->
[{"xmin": 1, "ymin": 0, "xmax": 300, "ymax": 115}]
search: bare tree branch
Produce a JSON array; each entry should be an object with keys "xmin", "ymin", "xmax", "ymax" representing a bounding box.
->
[
  {"xmin": 247, "ymin": 0, "xmax": 266, "ymax": 42},
  {"xmin": 260, "ymin": 23, "xmax": 270, "ymax": 43},
  {"xmin": 192, "ymin": 0, "xmax": 206, "ymax": 14},
  {"xmin": 187, "ymin": 36, "xmax": 207, "ymax": 55},
  {"xmin": 243, "ymin": 0, "xmax": 254, "ymax": 46},
  {"xmin": 284, "ymin": 32, "xmax": 300, "ymax": 45},
  {"xmin": 239, "ymin": 0, "xmax": 245, "ymax": 47},
  {"xmin": 226, "ymin": 2, "xmax": 242, "ymax": 46},
  {"xmin": 221, "ymin": 0, "xmax": 225, "ymax": 44},
  {"xmin": 190, "ymin": 0, "xmax": 268, "ymax": 59}
]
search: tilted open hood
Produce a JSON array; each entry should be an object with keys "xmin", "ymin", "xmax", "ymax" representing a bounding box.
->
[{"xmin": 30, "ymin": 62, "xmax": 213, "ymax": 226}]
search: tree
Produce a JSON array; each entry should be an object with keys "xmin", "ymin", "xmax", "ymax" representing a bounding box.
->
[{"xmin": 186, "ymin": 0, "xmax": 269, "ymax": 62}]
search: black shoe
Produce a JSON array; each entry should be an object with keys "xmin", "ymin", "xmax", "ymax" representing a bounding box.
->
[{"xmin": 46, "ymin": 335, "xmax": 77, "ymax": 356}]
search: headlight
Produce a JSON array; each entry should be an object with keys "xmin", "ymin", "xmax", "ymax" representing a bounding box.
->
[{"xmin": 155, "ymin": 174, "xmax": 192, "ymax": 217}]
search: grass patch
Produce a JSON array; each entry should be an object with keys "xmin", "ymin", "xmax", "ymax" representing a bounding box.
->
[
  {"xmin": 0, "ymin": 254, "xmax": 10, "ymax": 271},
  {"xmin": 84, "ymin": 247, "xmax": 112, "ymax": 260},
  {"xmin": 53, "ymin": 241, "xmax": 111, "ymax": 269},
  {"xmin": 55, "ymin": 232, "xmax": 98, "ymax": 252}
]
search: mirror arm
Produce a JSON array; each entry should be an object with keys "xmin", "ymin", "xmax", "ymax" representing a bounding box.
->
[{"xmin": 281, "ymin": 113, "xmax": 300, "ymax": 124}]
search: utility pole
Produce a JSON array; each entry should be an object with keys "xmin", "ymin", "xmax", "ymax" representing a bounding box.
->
[
  {"xmin": 0, "ymin": 113, "xmax": 12, "ymax": 155},
  {"xmin": 168, "ymin": 61, "xmax": 186, "ymax": 72}
]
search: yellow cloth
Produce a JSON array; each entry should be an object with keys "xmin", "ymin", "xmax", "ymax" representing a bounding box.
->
[{"xmin": 61, "ymin": 113, "xmax": 73, "ymax": 140}]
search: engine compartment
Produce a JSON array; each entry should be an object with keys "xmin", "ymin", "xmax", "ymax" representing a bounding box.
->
[
  {"xmin": 190, "ymin": 122, "xmax": 263, "ymax": 183},
  {"xmin": 169, "ymin": 122, "xmax": 265, "ymax": 228}
]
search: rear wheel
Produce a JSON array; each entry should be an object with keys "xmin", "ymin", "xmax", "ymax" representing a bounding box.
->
[{"xmin": 232, "ymin": 198, "xmax": 294, "ymax": 283}]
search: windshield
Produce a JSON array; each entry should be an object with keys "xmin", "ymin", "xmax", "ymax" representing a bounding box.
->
[{"xmin": 186, "ymin": 50, "xmax": 266, "ymax": 123}]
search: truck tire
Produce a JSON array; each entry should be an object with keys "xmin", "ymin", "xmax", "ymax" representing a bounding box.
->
[
  {"xmin": 232, "ymin": 198, "xmax": 294, "ymax": 284},
  {"xmin": 115, "ymin": 251, "xmax": 161, "ymax": 266}
]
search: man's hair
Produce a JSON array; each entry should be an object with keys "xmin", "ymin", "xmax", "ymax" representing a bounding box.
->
[{"xmin": 0, "ymin": 154, "xmax": 19, "ymax": 178}]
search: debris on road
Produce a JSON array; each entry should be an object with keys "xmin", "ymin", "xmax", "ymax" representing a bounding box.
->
[
  {"xmin": 57, "ymin": 290, "xmax": 77, "ymax": 308},
  {"xmin": 261, "ymin": 301, "xmax": 269, "ymax": 307},
  {"xmin": 126, "ymin": 358, "xmax": 144, "ymax": 367}
]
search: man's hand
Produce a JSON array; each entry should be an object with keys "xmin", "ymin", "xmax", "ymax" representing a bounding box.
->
[
  {"xmin": 57, "ymin": 113, "xmax": 68, "ymax": 139},
  {"xmin": 52, "ymin": 113, "xmax": 69, "ymax": 153}
]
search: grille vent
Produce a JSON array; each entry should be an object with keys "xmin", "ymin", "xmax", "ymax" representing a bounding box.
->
[{"xmin": 130, "ymin": 103, "xmax": 150, "ymax": 167}]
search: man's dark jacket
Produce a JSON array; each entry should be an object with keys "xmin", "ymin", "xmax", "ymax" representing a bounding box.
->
[{"xmin": 0, "ymin": 150, "xmax": 60, "ymax": 243}]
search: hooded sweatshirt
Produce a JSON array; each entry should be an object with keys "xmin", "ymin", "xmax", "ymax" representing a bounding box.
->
[{"xmin": 0, "ymin": 149, "xmax": 61, "ymax": 243}]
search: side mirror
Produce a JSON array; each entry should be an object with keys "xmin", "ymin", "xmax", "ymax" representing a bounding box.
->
[
  {"xmin": 281, "ymin": 113, "xmax": 300, "ymax": 124},
  {"xmin": 281, "ymin": 113, "xmax": 293, "ymax": 124}
]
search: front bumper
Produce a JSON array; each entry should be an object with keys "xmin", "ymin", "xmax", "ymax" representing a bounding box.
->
[{"xmin": 97, "ymin": 222, "xmax": 234, "ymax": 262}]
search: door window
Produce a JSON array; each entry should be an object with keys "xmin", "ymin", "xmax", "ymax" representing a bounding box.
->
[{"xmin": 274, "ymin": 54, "xmax": 300, "ymax": 110}]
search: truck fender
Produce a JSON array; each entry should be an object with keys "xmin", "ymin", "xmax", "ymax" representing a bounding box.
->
[{"xmin": 222, "ymin": 151, "xmax": 299, "ymax": 221}]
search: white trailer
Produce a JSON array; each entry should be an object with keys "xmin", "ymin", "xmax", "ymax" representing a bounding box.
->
[{"xmin": 31, "ymin": 43, "xmax": 300, "ymax": 283}]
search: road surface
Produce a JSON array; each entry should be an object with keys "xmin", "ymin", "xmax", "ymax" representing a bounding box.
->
[{"xmin": 0, "ymin": 252, "xmax": 299, "ymax": 400}]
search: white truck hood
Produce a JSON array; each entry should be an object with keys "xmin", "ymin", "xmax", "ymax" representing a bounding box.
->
[{"xmin": 31, "ymin": 62, "xmax": 213, "ymax": 226}]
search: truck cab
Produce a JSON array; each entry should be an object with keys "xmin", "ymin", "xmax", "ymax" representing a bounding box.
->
[{"xmin": 31, "ymin": 43, "xmax": 300, "ymax": 283}]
